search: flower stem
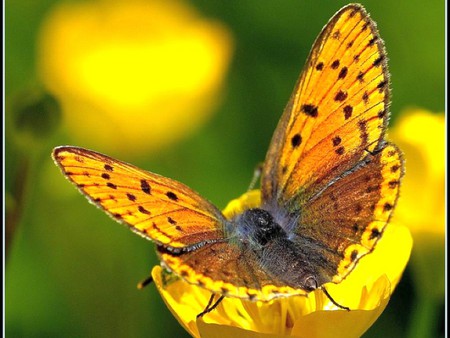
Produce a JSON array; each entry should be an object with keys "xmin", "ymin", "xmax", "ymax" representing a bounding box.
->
[{"xmin": 407, "ymin": 295, "xmax": 439, "ymax": 338}]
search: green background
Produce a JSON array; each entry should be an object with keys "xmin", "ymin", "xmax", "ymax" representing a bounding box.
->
[{"xmin": 6, "ymin": 0, "xmax": 444, "ymax": 337}]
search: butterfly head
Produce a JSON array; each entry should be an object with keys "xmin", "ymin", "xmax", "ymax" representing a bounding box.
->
[{"xmin": 232, "ymin": 208, "xmax": 287, "ymax": 247}]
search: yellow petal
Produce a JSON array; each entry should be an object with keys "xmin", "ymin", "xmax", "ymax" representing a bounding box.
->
[{"xmin": 152, "ymin": 190, "xmax": 412, "ymax": 337}]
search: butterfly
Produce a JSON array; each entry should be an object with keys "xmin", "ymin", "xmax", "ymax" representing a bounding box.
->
[{"xmin": 53, "ymin": 3, "xmax": 403, "ymax": 315}]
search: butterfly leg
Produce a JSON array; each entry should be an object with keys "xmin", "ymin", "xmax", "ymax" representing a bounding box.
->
[
  {"xmin": 320, "ymin": 286, "xmax": 350, "ymax": 311},
  {"xmin": 196, "ymin": 294, "xmax": 225, "ymax": 318},
  {"xmin": 137, "ymin": 275, "xmax": 153, "ymax": 289},
  {"xmin": 247, "ymin": 162, "xmax": 264, "ymax": 191}
]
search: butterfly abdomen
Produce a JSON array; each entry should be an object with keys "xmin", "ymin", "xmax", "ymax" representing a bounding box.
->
[{"xmin": 260, "ymin": 238, "xmax": 327, "ymax": 291}]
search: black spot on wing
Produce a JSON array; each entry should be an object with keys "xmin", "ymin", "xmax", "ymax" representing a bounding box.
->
[
  {"xmin": 335, "ymin": 147, "xmax": 345, "ymax": 155},
  {"xmin": 357, "ymin": 71, "xmax": 364, "ymax": 82},
  {"xmin": 331, "ymin": 60, "xmax": 340, "ymax": 69},
  {"xmin": 377, "ymin": 80, "xmax": 388, "ymax": 92},
  {"xmin": 140, "ymin": 180, "xmax": 151, "ymax": 194},
  {"xmin": 166, "ymin": 191, "xmax": 178, "ymax": 201},
  {"xmin": 373, "ymin": 55, "xmax": 385, "ymax": 67},
  {"xmin": 301, "ymin": 104, "xmax": 319, "ymax": 117},
  {"xmin": 370, "ymin": 228, "xmax": 382, "ymax": 240},
  {"xmin": 343, "ymin": 105, "xmax": 353, "ymax": 120},
  {"xmin": 338, "ymin": 67, "xmax": 348, "ymax": 79},
  {"xmin": 391, "ymin": 164, "xmax": 400, "ymax": 173},
  {"xmin": 362, "ymin": 92, "xmax": 369, "ymax": 104},
  {"xmin": 332, "ymin": 136, "xmax": 341, "ymax": 146},
  {"xmin": 138, "ymin": 206, "xmax": 151, "ymax": 215},
  {"xmin": 291, "ymin": 134, "xmax": 302, "ymax": 148},
  {"xmin": 334, "ymin": 91, "xmax": 348, "ymax": 102},
  {"xmin": 368, "ymin": 36, "xmax": 378, "ymax": 46}
]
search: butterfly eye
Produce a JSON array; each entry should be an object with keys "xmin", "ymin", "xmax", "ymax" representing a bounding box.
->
[{"xmin": 257, "ymin": 215, "xmax": 270, "ymax": 227}]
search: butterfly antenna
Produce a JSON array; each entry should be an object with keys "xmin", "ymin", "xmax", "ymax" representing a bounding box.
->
[
  {"xmin": 196, "ymin": 294, "xmax": 225, "ymax": 318},
  {"xmin": 248, "ymin": 162, "xmax": 263, "ymax": 191},
  {"xmin": 137, "ymin": 275, "xmax": 153, "ymax": 289},
  {"xmin": 321, "ymin": 286, "xmax": 350, "ymax": 311}
]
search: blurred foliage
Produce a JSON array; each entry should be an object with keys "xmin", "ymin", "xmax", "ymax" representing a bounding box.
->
[
  {"xmin": 10, "ymin": 89, "xmax": 61, "ymax": 143},
  {"xmin": 5, "ymin": 0, "xmax": 444, "ymax": 338}
]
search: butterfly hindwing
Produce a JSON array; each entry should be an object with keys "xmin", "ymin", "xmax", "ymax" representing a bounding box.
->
[
  {"xmin": 159, "ymin": 241, "xmax": 307, "ymax": 301},
  {"xmin": 53, "ymin": 146, "xmax": 227, "ymax": 250},
  {"xmin": 295, "ymin": 143, "xmax": 403, "ymax": 284}
]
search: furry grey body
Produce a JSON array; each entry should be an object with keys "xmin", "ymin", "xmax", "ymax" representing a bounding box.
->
[{"xmin": 230, "ymin": 208, "xmax": 328, "ymax": 291}]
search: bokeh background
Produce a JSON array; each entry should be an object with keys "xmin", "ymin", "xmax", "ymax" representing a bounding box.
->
[{"xmin": 5, "ymin": 0, "xmax": 445, "ymax": 337}]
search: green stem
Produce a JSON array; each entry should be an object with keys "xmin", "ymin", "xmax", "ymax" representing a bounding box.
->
[{"xmin": 407, "ymin": 295, "xmax": 439, "ymax": 338}]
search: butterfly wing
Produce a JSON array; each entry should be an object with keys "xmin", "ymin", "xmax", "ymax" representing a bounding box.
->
[
  {"xmin": 294, "ymin": 143, "xmax": 403, "ymax": 284},
  {"xmin": 54, "ymin": 146, "xmax": 306, "ymax": 300},
  {"xmin": 158, "ymin": 241, "xmax": 307, "ymax": 301},
  {"xmin": 260, "ymin": 5, "xmax": 404, "ymax": 286},
  {"xmin": 262, "ymin": 4, "xmax": 390, "ymax": 207},
  {"xmin": 53, "ymin": 146, "xmax": 227, "ymax": 250}
]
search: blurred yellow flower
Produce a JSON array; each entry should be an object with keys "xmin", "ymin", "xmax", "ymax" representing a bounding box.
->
[
  {"xmin": 38, "ymin": 0, "xmax": 233, "ymax": 156},
  {"xmin": 389, "ymin": 109, "xmax": 445, "ymax": 236},
  {"xmin": 388, "ymin": 109, "xmax": 445, "ymax": 301},
  {"xmin": 152, "ymin": 190, "xmax": 412, "ymax": 338}
]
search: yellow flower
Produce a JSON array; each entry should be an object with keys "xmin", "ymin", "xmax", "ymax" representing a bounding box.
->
[
  {"xmin": 389, "ymin": 109, "xmax": 445, "ymax": 236},
  {"xmin": 389, "ymin": 109, "xmax": 445, "ymax": 300},
  {"xmin": 152, "ymin": 190, "xmax": 412, "ymax": 337},
  {"xmin": 38, "ymin": 0, "xmax": 233, "ymax": 156}
]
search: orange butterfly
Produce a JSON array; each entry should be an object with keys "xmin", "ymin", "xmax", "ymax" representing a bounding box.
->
[{"xmin": 53, "ymin": 3, "xmax": 403, "ymax": 315}]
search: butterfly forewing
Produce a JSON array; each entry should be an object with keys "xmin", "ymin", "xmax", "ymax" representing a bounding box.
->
[
  {"xmin": 260, "ymin": 4, "xmax": 403, "ymax": 289},
  {"xmin": 53, "ymin": 146, "xmax": 227, "ymax": 249},
  {"xmin": 262, "ymin": 4, "xmax": 390, "ymax": 207}
]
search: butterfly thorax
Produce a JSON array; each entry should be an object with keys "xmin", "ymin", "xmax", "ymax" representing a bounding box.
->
[{"xmin": 231, "ymin": 208, "xmax": 321, "ymax": 291}]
